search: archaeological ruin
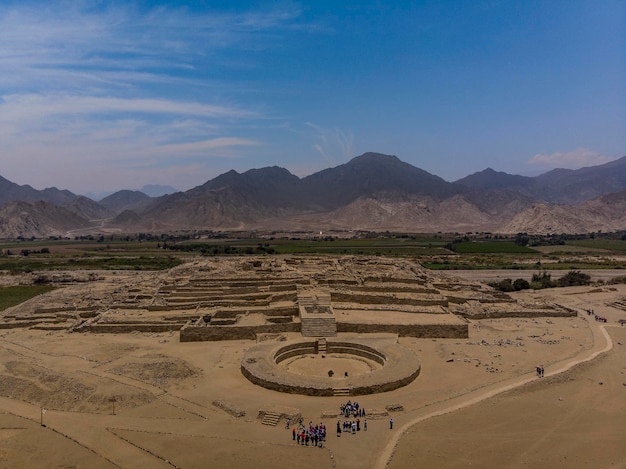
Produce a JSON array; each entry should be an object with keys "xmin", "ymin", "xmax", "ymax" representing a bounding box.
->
[{"xmin": 0, "ymin": 256, "xmax": 575, "ymax": 396}]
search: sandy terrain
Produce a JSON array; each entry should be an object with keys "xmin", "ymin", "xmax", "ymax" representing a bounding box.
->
[{"xmin": 0, "ymin": 270, "xmax": 625, "ymax": 468}]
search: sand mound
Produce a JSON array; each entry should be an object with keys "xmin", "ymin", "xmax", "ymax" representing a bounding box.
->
[{"xmin": 110, "ymin": 354, "xmax": 200, "ymax": 389}]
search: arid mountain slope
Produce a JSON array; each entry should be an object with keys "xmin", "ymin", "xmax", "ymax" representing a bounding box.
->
[
  {"xmin": 2, "ymin": 152, "xmax": 626, "ymax": 237},
  {"xmin": 500, "ymin": 190, "xmax": 626, "ymax": 234},
  {"xmin": 0, "ymin": 201, "xmax": 93, "ymax": 238},
  {"xmin": 457, "ymin": 155, "xmax": 626, "ymax": 204}
]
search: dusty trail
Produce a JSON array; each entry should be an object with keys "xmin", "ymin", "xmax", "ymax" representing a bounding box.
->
[{"xmin": 375, "ymin": 314, "xmax": 613, "ymax": 469}]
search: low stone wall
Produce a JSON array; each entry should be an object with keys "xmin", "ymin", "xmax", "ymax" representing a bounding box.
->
[
  {"xmin": 459, "ymin": 309, "xmax": 577, "ymax": 320},
  {"xmin": 342, "ymin": 285, "xmax": 440, "ymax": 294},
  {"xmin": 212, "ymin": 306, "xmax": 298, "ymax": 319},
  {"xmin": 363, "ymin": 277, "xmax": 422, "ymax": 285},
  {"xmin": 336, "ymin": 322, "xmax": 468, "ymax": 339},
  {"xmin": 180, "ymin": 322, "xmax": 300, "ymax": 342},
  {"xmin": 212, "ymin": 400, "xmax": 246, "ymax": 417},
  {"xmin": 327, "ymin": 342, "xmax": 386, "ymax": 365},
  {"xmin": 331, "ymin": 292, "xmax": 448, "ymax": 307},
  {"xmin": 179, "ymin": 316, "xmax": 468, "ymax": 341},
  {"xmin": 82, "ymin": 323, "xmax": 183, "ymax": 333},
  {"xmin": 266, "ymin": 316, "xmax": 294, "ymax": 324},
  {"xmin": 269, "ymin": 292, "xmax": 298, "ymax": 302},
  {"xmin": 274, "ymin": 342, "xmax": 317, "ymax": 363},
  {"xmin": 0, "ymin": 321, "xmax": 41, "ymax": 329}
]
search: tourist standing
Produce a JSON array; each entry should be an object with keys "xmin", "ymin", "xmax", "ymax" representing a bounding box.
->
[{"xmin": 389, "ymin": 418, "xmax": 394, "ymax": 429}]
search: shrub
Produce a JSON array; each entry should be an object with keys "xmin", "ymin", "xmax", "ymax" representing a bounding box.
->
[
  {"xmin": 489, "ymin": 278, "xmax": 514, "ymax": 292},
  {"xmin": 513, "ymin": 278, "xmax": 530, "ymax": 290},
  {"xmin": 556, "ymin": 270, "xmax": 591, "ymax": 287},
  {"xmin": 530, "ymin": 271, "xmax": 555, "ymax": 289}
]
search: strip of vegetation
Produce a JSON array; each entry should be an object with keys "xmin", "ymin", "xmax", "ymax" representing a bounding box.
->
[
  {"xmin": 1, "ymin": 230, "xmax": 625, "ymax": 271},
  {"xmin": 447, "ymin": 241, "xmax": 538, "ymax": 254},
  {"xmin": 0, "ymin": 255, "xmax": 183, "ymax": 272},
  {"xmin": 0, "ymin": 285, "xmax": 56, "ymax": 311},
  {"xmin": 489, "ymin": 270, "xmax": 592, "ymax": 292}
]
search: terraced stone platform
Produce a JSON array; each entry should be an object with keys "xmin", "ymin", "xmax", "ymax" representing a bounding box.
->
[{"xmin": 0, "ymin": 256, "xmax": 574, "ymax": 338}]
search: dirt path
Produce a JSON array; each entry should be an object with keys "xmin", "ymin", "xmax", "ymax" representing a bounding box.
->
[{"xmin": 375, "ymin": 313, "xmax": 613, "ymax": 469}]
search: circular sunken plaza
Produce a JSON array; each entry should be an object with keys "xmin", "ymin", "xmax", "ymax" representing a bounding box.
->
[{"xmin": 241, "ymin": 335, "xmax": 421, "ymax": 396}]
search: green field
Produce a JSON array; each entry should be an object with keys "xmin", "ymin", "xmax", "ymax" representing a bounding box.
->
[
  {"xmin": 450, "ymin": 241, "xmax": 538, "ymax": 254},
  {"xmin": 172, "ymin": 236, "xmax": 451, "ymax": 257},
  {"xmin": 565, "ymin": 239, "xmax": 626, "ymax": 252},
  {"xmin": 0, "ymin": 285, "xmax": 56, "ymax": 311},
  {"xmin": 0, "ymin": 239, "xmax": 186, "ymax": 272},
  {"xmin": 1, "ymin": 233, "xmax": 625, "ymax": 273}
]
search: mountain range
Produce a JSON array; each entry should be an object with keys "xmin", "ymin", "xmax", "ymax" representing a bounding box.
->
[{"xmin": 1, "ymin": 152, "xmax": 626, "ymax": 238}]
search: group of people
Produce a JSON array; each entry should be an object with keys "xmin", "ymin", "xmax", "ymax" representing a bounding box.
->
[
  {"xmin": 293, "ymin": 421, "xmax": 327, "ymax": 447},
  {"xmin": 339, "ymin": 400, "xmax": 365, "ymax": 418},
  {"xmin": 336, "ymin": 418, "xmax": 367, "ymax": 436},
  {"xmin": 536, "ymin": 365, "xmax": 545, "ymax": 377},
  {"xmin": 586, "ymin": 308, "xmax": 608, "ymax": 323}
]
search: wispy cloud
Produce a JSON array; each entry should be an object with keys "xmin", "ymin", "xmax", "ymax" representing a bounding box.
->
[
  {"xmin": 153, "ymin": 137, "xmax": 260, "ymax": 156},
  {"xmin": 306, "ymin": 122, "xmax": 354, "ymax": 166},
  {"xmin": 0, "ymin": 2, "xmax": 305, "ymax": 193},
  {"xmin": 527, "ymin": 147, "xmax": 613, "ymax": 169},
  {"xmin": 0, "ymin": 94, "xmax": 255, "ymax": 123},
  {"xmin": 0, "ymin": 3, "xmax": 302, "ymax": 90}
]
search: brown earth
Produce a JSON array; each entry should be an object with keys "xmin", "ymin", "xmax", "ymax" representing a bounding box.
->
[{"xmin": 0, "ymin": 270, "xmax": 625, "ymax": 468}]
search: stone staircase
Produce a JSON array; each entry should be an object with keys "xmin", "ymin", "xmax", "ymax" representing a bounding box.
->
[
  {"xmin": 301, "ymin": 316, "xmax": 337, "ymax": 337},
  {"xmin": 317, "ymin": 338, "xmax": 327, "ymax": 353},
  {"xmin": 333, "ymin": 388, "xmax": 350, "ymax": 397},
  {"xmin": 261, "ymin": 411, "xmax": 282, "ymax": 426},
  {"xmin": 298, "ymin": 289, "xmax": 337, "ymax": 337}
]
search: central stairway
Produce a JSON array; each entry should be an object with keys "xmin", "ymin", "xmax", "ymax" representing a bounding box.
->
[
  {"xmin": 301, "ymin": 316, "xmax": 337, "ymax": 337},
  {"xmin": 298, "ymin": 290, "xmax": 337, "ymax": 337}
]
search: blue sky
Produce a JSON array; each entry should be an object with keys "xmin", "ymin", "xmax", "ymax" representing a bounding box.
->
[{"xmin": 1, "ymin": 0, "xmax": 624, "ymax": 195}]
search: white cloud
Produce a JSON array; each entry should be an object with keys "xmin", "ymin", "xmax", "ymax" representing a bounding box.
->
[
  {"xmin": 0, "ymin": 94, "xmax": 255, "ymax": 126},
  {"xmin": 0, "ymin": 2, "xmax": 309, "ymax": 193},
  {"xmin": 306, "ymin": 122, "xmax": 354, "ymax": 166},
  {"xmin": 527, "ymin": 147, "xmax": 613, "ymax": 169},
  {"xmin": 153, "ymin": 137, "xmax": 260, "ymax": 155}
]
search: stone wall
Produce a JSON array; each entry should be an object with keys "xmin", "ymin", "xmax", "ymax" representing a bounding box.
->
[
  {"xmin": 327, "ymin": 342, "xmax": 386, "ymax": 365},
  {"xmin": 211, "ymin": 306, "xmax": 298, "ymax": 319},
  {"xmin": 274, "ymin": 342, "xmax": 317, "ymax": 363},
  {"xmin": 81, "ymin": 323, "xmax": 182, "ymax": 333},
  {"xmin": 180, "ymin": 322, "xmax": 300, "ymax": 342},
  {"xmin": 241, "ymin": 339, "xmax": 422, "ymax": 396},
  {"xmin": 330, "ymin": 292, "xmax": 448, "ymax": 306},
  {"xmin": 336, "ymin": 322, "xmax": 468, "ymax": 338},
  {"xmin": 459, "ymin": 310, "xmax": 577, "ymax": 320}
]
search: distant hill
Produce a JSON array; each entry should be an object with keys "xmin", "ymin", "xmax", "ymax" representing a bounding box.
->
[
  {"xmin": 301, "ymin": 152, "xmax": 461, "ymax": 209},
  {"xmin": 1, "ymin": 152, "xmax": 626, "ymax": 238},
  {"xmin": 140, "ymin": 184, "xmax": 179, "ymax": 197},
  {"xmin": 0, "ymin": 201, "xmax": 92, "ymax": 238},
  {"xmin": 99, "ymin": 190, "xmax": 152, "ymax": 213},
  {"xmin": 455, "ymin": 168, "xmax": 539, "ymax": 192},
  {"xmin": 499, "ymin": 190, "xmax": 626, "ymax": 234},
  {"xmin": 456, "ymin": 155, "xmax": 626, "ymax": 204},
  {"xmin": 0, "ymin": 175, "xmax": 77, "ymax": 207},
  {"xmin": 63, "ymin": 196, "xmax": 114, "ymax": 220}
]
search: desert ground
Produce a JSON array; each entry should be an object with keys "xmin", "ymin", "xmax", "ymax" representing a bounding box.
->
[{"xmin": 0, "ymin": 259, "xmax": 625, "ymax": 469}]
